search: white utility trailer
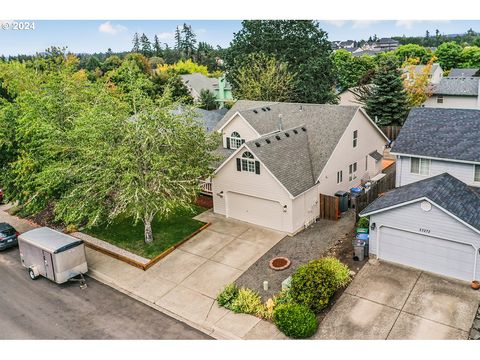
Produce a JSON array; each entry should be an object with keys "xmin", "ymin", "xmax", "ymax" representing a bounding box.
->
[{"xmin": 18, "ymin": 227, "xmax": 88, "ymax": 287}]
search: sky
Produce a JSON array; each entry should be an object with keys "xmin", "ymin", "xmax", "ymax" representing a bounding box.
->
[{"xmin": 1, "ymin": 20, "xmax": 480, "ymax": 56}]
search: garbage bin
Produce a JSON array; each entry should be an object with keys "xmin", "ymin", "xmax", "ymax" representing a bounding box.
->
[
  {"xmin": 334, "ymin": 191, "xmax": 349, "ymax": 213},
  {"xmin": 356, "ymin": 233, "xmax": 369, "ymax": 256},
  {"xmin": 352, "ymin": 239, "xmax": 365, "ymax": 261},
  {"xmin": 349, "ymin": 187, "xmax": 363, "ymax": 209}
]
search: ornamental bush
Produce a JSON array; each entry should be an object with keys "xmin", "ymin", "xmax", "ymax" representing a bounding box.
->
[
  {"xmin": 229, "ymin": 287, "xmax": 265, "ymax": 316},
  {"xmin": 216, "ymin": 283, "xmax": 239, "ymax": 308},
  {"xmin": 273, "ymin": 303, "xmax": 318, "ymax": 339},
  {"xmin": 290, "ymin": 257, "xmax": 351, "ymax": 313}
]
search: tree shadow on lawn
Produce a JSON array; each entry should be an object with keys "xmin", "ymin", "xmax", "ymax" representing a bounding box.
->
[{"xmin": 85, "ymin": 205, "xmax": 207, "ymax": 259}]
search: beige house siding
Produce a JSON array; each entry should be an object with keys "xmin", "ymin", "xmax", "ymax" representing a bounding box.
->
[
  {"xmin": 220, "ymin": 114, "xmax": 259, "ymax": 148},
  {"xmin": 291, "ymin": 185, "xmax": 320, "ymax": 231},
  {"xmin": 338, "ymin": 90, "xmax": 362, "ymax": 107},
  {"xmin": 423, "ymin": 95, "xmax": 480, "ymax": 109},
  {"xmin": 317, "ymin": 110, "xmax": 387, "ymax": 195},
  {"xmin": 212, "ymin": 146, "xmax": 296, "ymax": 233}
]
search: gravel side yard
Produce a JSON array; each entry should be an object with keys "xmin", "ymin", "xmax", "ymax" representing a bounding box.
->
[{"xmin": 235, "ymin": 211, "xmax": 358, "ymax": 300}]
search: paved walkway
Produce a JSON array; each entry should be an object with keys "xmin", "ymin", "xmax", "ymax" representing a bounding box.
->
[{"xmin": 0, "ymin": 205, "xmax": 287, "ymax": 339}]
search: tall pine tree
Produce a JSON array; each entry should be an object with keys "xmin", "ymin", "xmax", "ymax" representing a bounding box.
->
[
  {"xmin": 153, "ymin": 35, "xmax": 163, "ymax": 57},
  {"xmin": 132, "ymin": 32, "xmax": 140, "ymax": 53},
  {"xmin": 181, "ymin": 23, "xmax": 197, "ymax": 60},
  {"xmin": 365, "ymin": 58, "xmax": 410, "ymax": 126},
  {"xmin": 139, "ymin": 33, "xmax": 152, "ymax": 57}
]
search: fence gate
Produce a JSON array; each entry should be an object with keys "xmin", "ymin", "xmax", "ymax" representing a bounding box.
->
[{"xmin": 319, "ymin": 194, "xmax": 340, "ymax": 220}]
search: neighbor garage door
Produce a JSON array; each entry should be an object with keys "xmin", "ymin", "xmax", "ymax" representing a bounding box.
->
[
  {"xmin": 380, "ymin": 227, "xmax": 476, "ymax": 282},
  {"xmin": 226, "ymin": 192, "xmax": 282, "ymax": 231}
]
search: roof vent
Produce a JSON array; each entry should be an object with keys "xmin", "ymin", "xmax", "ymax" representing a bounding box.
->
[
  {"xmin": 261, "ymin": 107, "xmax": 267, "ymax": 112},
  {"xmin": 255, "ymin": 142, "xmax": 261, "ymax": 147},
  {"xmin": 301, "ymin": 127, "xmax": 306, "ymax": 132},
  {"xmin": 253, "ymin": 109, "xmax": 258, "ymax": 114},
  {"xmin": 285, "ymin": 132, "xmax": 290, "ymax": 137},
  {"xmin": 299, "ymin": 105, "xmax": 303, "ymax": 111},
  {"xmin": 275, "ymin": 135, "xmax": 281, "ymax": 141},
  {"xmin": 293, "ymin": 129, "xmax": 298, "ymax": 134},
  {"xmin": 266, "ymin": 107, "xmax": 271, "ymax": 111},
  {"xmin": 265, "ymin": 139, "xmax": 271, "ymax": 144}
]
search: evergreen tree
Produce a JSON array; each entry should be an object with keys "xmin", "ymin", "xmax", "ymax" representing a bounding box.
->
[
  {"xmin": 181, "ymin": 23, "xmax": 197, "ymax": 60},
  {"xmin": 364, "ymin": 58, "xmax": 410, "ymax": 126},
  {"xmin": 174, "ymin": 26, "xmax": 182, "ymax": 52},
  {"xmin": 139, "ymin": 33, "xmax": 152, "ymax": 57},
  {"xmin": 199, "ymin": 89, "xmax": 218, "ymax": 110},
  {"xmin": 132, "ymin": 32, "xmax": 140, "ymax": 53},
  {"xmin": 153, "ymin": 35, "xmax": 163, "ymax": 57}
]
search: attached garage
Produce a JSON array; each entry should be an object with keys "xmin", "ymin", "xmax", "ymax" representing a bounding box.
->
[
  {"xmin": 226, "ymin": 192, "xmax": 283, "ymax": 231},
  {"xmin": 360, "ymin": 173, "xmax": 480, "ymax": 283},
  {"xmin": 378, "ymin": 227, "xmax": 476, "ymax": 282}
]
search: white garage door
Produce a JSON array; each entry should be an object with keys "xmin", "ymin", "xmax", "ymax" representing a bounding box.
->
[
  {"xmin": 227, "ymin": 192, "xmax": 282, "ymax": 231},
  {"xmin": 379, "ymin": 227, "xmax": 476, "ymax": 281}
]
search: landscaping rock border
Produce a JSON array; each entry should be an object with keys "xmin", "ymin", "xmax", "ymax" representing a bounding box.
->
[{"xmin": 469, "ymin": 305, "xmax": 480, "ymax": 340}]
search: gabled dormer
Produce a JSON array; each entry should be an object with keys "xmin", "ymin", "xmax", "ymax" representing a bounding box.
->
[{"xmin": 218, "ymin": 112, "xmax": 261, "ymax": 149}]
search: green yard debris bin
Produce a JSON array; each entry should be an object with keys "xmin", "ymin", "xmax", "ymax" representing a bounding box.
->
[{"xmin": 334, "ymin": 191, "xmax": 349, "ymax": 213}]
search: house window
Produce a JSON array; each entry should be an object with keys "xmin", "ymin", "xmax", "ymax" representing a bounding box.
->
[
  {"xmin": 353, "ymin": 130, "xmax": 358, "ymax": 148},
  {"xmin": 410, "ymin": 157, "xmax": 430, "ymax": 175},
  {"xmin": 365, "ymin": 155, "xmax": 368, "ymax": 171},
  {"xmin": 437, "ymin": 95, "xmax": 443, "ymax": 104},
  {"xmin": 349, "ymin": 162, "xmax": 357, "ymax": 181},
  {"xmin": 337, "ymin": 171, "xmax": 343, "ymax": 184},
  {"xmin": 241, "ymin": 151, "xmax": 255, "ymax": 173},
  {"xmin": 475, "ymin": 165, "xmax": 480, "ymax": 182},
  {"xmin": 229, "ymin": 131, "xmax": 244, "ymax": 149}
]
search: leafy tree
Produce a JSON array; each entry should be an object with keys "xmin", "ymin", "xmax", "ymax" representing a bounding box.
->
[
  {"xmin": 139, "ymin": 33, "xmax": 153, "ymax": 57},
  {"xmin": 157, "ymin": 59, "xmax": 209, "ymax": 75},
  {"xmin": 85, "ymin": 55, "xmax": 102, "ymax": 72},
  {"xmin": 102, "ymin": 55, "xmax": 122, "ymax": 72},
  {"xmin": 364, "ymin": 57, "xmax": 410, "ymax": 126},
  {"xmin": 403, "ymin": 58, "xmax": 434, "ymax": 107},
  {"xmin": 199, "ymin": 89, "xmax": 217, "ymax": 110},
  {"xmin": 132, "ymin": 32, "xmax": 140, "ymax": 53},
  {"xmin": 435, "ymin": 41, "xmax": 463, "ymax": 70},
  {"xmin": 151, "ymin": 71, "xmax": 193, "ymax": 103},
  {"xmin": 225, "ymin": 20, "xmax": 337, "ymax": 104},
  {"xmin": 332, "ymin": 50, "xmax": 375, "ymax": 91},
  {"xmin": 231, "ymin": 53, "xmax": 296, "ymax": 102},
  {"xmin": 459, "ymin": 46, "xmax": 480, "ymax": 67},
  {"xmin": 395, "ymin": 44, "xmax": 431, "ymax": 63}
]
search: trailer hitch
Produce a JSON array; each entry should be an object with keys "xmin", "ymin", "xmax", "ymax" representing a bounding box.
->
[{"xmin": 69, "ymin": 273, "xmax": 88, "ymax": 289}]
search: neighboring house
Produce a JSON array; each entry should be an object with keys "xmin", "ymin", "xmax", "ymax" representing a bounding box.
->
[
  {"xmin": 373, "ymin": 38, "xmax": 399, "ymax": 51},
  {"xmin": 194, "ymin": 108, "xmax": 228, "ymax": 133},
  {"xmin": 360, "ymin": 173, "xmax": 480, "ymax": 282},
  {"xmin": 391, "ymin": 107, "xmax": 480, "ymax": 188},
  {"xmin": 210, "ymin": 101, "xmax": 389, "ymax": 234},
  {"xmin": 351, "ymin": 49, "xmax": 383, "ymax": 57},
  {"xmin": 402, "ymin": 63, "xmax": 443, "ymax": 85},
  {"xmin": 448, "ymin": 68, "xmax": 480, "ymax": 77},
  {"xmin": 338, "ymin": 87, "xmax": 363, "ymax": 107},
  {"xmin": 180, "ymin": 73, "xmax": 233, "ymax": 108},
  {"xmin": 423, "ymin": 77, "xmax": 480, "ymax": 109}
]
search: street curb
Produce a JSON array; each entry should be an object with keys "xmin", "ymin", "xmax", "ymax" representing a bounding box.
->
[{"xmin": 87, "ymin": 268, "xmax": 242, "ymax": 340}]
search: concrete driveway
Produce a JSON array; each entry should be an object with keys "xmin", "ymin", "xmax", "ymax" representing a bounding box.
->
[{"xmin": 315, "ymin": 261, "xmax": 480, "ymax": 340}]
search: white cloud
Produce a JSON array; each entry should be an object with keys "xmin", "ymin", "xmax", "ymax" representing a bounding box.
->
[
  {"xmin": 196, "ymin": 28, "xmax": 207, "ymax": 34},
  {"xmin": 156, "ymin": 32, "xmax": 174, "ymax": 41},
  {"xmin": 395, "ymin": 20, "xmax": 418, "ymax": 29},
  {"xmin": 98, "ymin": 21, "xmax": 127, "ymax": 35},
  {"xmin": 324, "ymin": 20, "xmax": 347, "ymax": 28},
  {"xmin": 351, "ymin": 20, "xmax": 380, "ymax": 29}
]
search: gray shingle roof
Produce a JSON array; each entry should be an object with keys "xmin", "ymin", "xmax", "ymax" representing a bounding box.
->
[
  {"xmin": 180, "ymin": 73, "xmax": 218, "ymax": 95},
  {"xmin": 448, "ymin": 68, "xmax": 480, "ymax": 77},
  {"xmin": 403, "ymin": 63, "xmax": 441, "ymax": 76},
  {"xmin": 214, "ymin": 100, "xmax": 278, "ymax": 131},
  {"xmin": 369, "ymin": 150, "xmax": 383, "ymax": 161},
  {"xmin": 247, "ymin": 126, "xmax": 315, "ymax": 196},
  {"xmin": 391, "ymin": 107, "xmax": 480, "ymax": 163},
  {"xmin": 359, "ymin": 173, "xmax": 480, "ymax": 232},
  {"xmin": 432, "ymin": 77, "xmax": 480, "ymax": 96}
]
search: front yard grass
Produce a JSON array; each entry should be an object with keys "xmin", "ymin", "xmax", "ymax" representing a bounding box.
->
[{"xmin": 85, "ymin": 205, "xmax": 207, "ymax": 259}]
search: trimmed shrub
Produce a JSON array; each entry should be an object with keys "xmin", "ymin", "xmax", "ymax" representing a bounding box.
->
[
  {"xmin": 273, "ymin": 303, "xmax": 318, "ymax": 339},
  {"xmin": 216, "ymin": 283, "xmax": 239, "ymax": 308},
  {"xmin": 230, "ymin": 287, "xmax": 265, "ymax": 316},
  {"xmin": 290, "ymin": 257, "xmax": 351, "ymax": 313},
  {"xmin": 357, "ymin": 217, "xmax": 369, "ymax": 229},
  {"xmin": 274, "ymin": 289, "xmax": 293, "ymax": 306}
]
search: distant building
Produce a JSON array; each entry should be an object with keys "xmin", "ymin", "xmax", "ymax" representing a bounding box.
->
[
  {"xmin": 373, "ymin": 38, "xmax": 400, "ymax": 51},
  {"xmin": 402, "ymin": 63, "xmax": 443, "ymax": 85},
  {"xmin": 423, "ymin": 77, "xmax": 480, "ymax": 109},
  {"xmin": 448, "ymin": 68, "xmax": 480, "ymax": 77},
  {"xmin": 181, "ymin": 73, "xmax": 233, "ymax": 108}
]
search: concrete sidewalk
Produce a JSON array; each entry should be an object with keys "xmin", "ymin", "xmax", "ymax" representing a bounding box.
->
[{"xmin": 85, "ymin": 210, "xmax": 288, "ymax": 339}]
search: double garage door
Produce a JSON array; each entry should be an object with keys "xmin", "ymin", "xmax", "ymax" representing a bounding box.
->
[
  {"xmin": 226, "ymin": 192, "xmax": 283, "ymax": 231},
  {"xmin": 380, "ymin": 227, "xmax": 477, "ymax": 282}
]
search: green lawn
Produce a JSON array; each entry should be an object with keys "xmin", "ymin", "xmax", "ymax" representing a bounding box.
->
[{"xmin": 85, "ymin": 205, "xmax": 207, "ymax": 259}]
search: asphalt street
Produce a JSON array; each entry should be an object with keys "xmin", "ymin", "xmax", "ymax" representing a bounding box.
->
[{"xmin": 0, "ymin": 247, "xmax": 212, "ymax": 340}]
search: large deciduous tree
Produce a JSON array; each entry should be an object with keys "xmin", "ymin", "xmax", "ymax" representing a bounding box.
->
[
  {"xmin": 332, "ymin": 50, "xmax": 375, "ymax": 91},
  {"xmin": 225, "ymin": 20, "xmax": 337, "ymax": 104},
  {"xmin": 403, "ymin": 58, "xmax": 434, "ymax": 107},
  {"xmin": 435, "ymin": 41, "xmax": 463, "ymax": 70},
  {"xmin": 231, "ymin": 53, "xmax": 296, "ymax": 102}
]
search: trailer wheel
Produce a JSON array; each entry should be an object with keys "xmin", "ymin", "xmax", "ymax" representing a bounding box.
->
[{"xmin": 28, "ymin": 268, "xmax": 39, "ymax": 280}]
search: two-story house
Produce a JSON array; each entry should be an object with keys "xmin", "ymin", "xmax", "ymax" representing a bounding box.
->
[
  {"xmin": 402, "ymin": 63, "xmax": 443, "ymax": 85},
  {"xmin": 210, "ymin": 100, "xmax": 389, "ymax": 235},
  {"xmin": 359, "ymin": 107, "xmax": 480, "ymax": 282},
  {"xmin": 423, "ymin": 76, "xmax": 480, "ymax": 109}
]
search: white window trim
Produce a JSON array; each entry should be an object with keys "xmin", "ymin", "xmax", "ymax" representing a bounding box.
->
[
  {"xmin": 474, "ymin": 164, "xmax": 480, "ymax": 183},
  {"xmin": 337, "ymin": 170, "xmax": 343, "ymax": 184},
  {"xmin": 349, "ymin": 162, "xmax": 357, "ymax": 182},
  {"xmin": 241, "ymin": 151, "xmax": 255, "ymax": 173},
  {"xmin": 230, "ymin": 132, "xmax": 243, "ymax": 149},
  {"xmin": 437, "ymin": 95, "xmax": 443, "ymax": 104},
  {"xmin": 410, "ymin": 157, "xmax": 430, "ymax": 176},
  {"xmin": 353, "ymin": 130, "xmax": 358, "ymax": 148}
]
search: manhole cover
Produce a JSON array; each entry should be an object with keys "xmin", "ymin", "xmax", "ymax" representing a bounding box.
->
[{"xmin": 269, "ymin": 257, "xmax": 291, "ymax": 271}]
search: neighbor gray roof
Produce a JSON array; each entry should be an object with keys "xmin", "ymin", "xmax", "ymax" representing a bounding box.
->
[
  {"xmin": 377, "ymin": 38, "xmax": 399, "ymax": 44},
  {"xmin": 359, "ymin": 173, "xmax": 480, "ymax": 232},
  {"xmin": 194, "ymin": 109, "xmax": 225, "ymax": 133},
  {"xmin": 448, "ymin": 68, "xmax": 480, "ymax": 77},
  {"xmin": 369, "ymin": 150, "xmax": 383, "ymax": 161},
  {"xmin": 432, "ymin": 77, "xmax": 480, "ymax": 96},
  {"xmin": 246, "ymin": 125, "xmax": 315, "ymax": 196},
  {"xmin": 215, "ymin": 100, "xmax": 278, "ymax": 131},
  {"xmin": 19, "ymin": 227, "xmax": 83, "ymax": 253},
  {"xmin": 403, "ymin": 63, "xmax": 441, "ymax": 76},
  {"xmin": 391, "ymin": 107, "xmax": 480, "ymax": 163},
  {"xmin": 180, "ymin": 73, "xmax": 218, "ymax": 95}
]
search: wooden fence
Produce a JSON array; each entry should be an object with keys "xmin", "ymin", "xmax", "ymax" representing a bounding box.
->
[
  {"xmin": 380, "ymin": 126, "xmax": 402, "ymax": 141},
  {"xmin": 353, "ymin": 170, "xmax": 396, "ymax": 220},
  {"xmin": 319, "ymin": 193, "xmax": 340, "ymax": 220}
]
